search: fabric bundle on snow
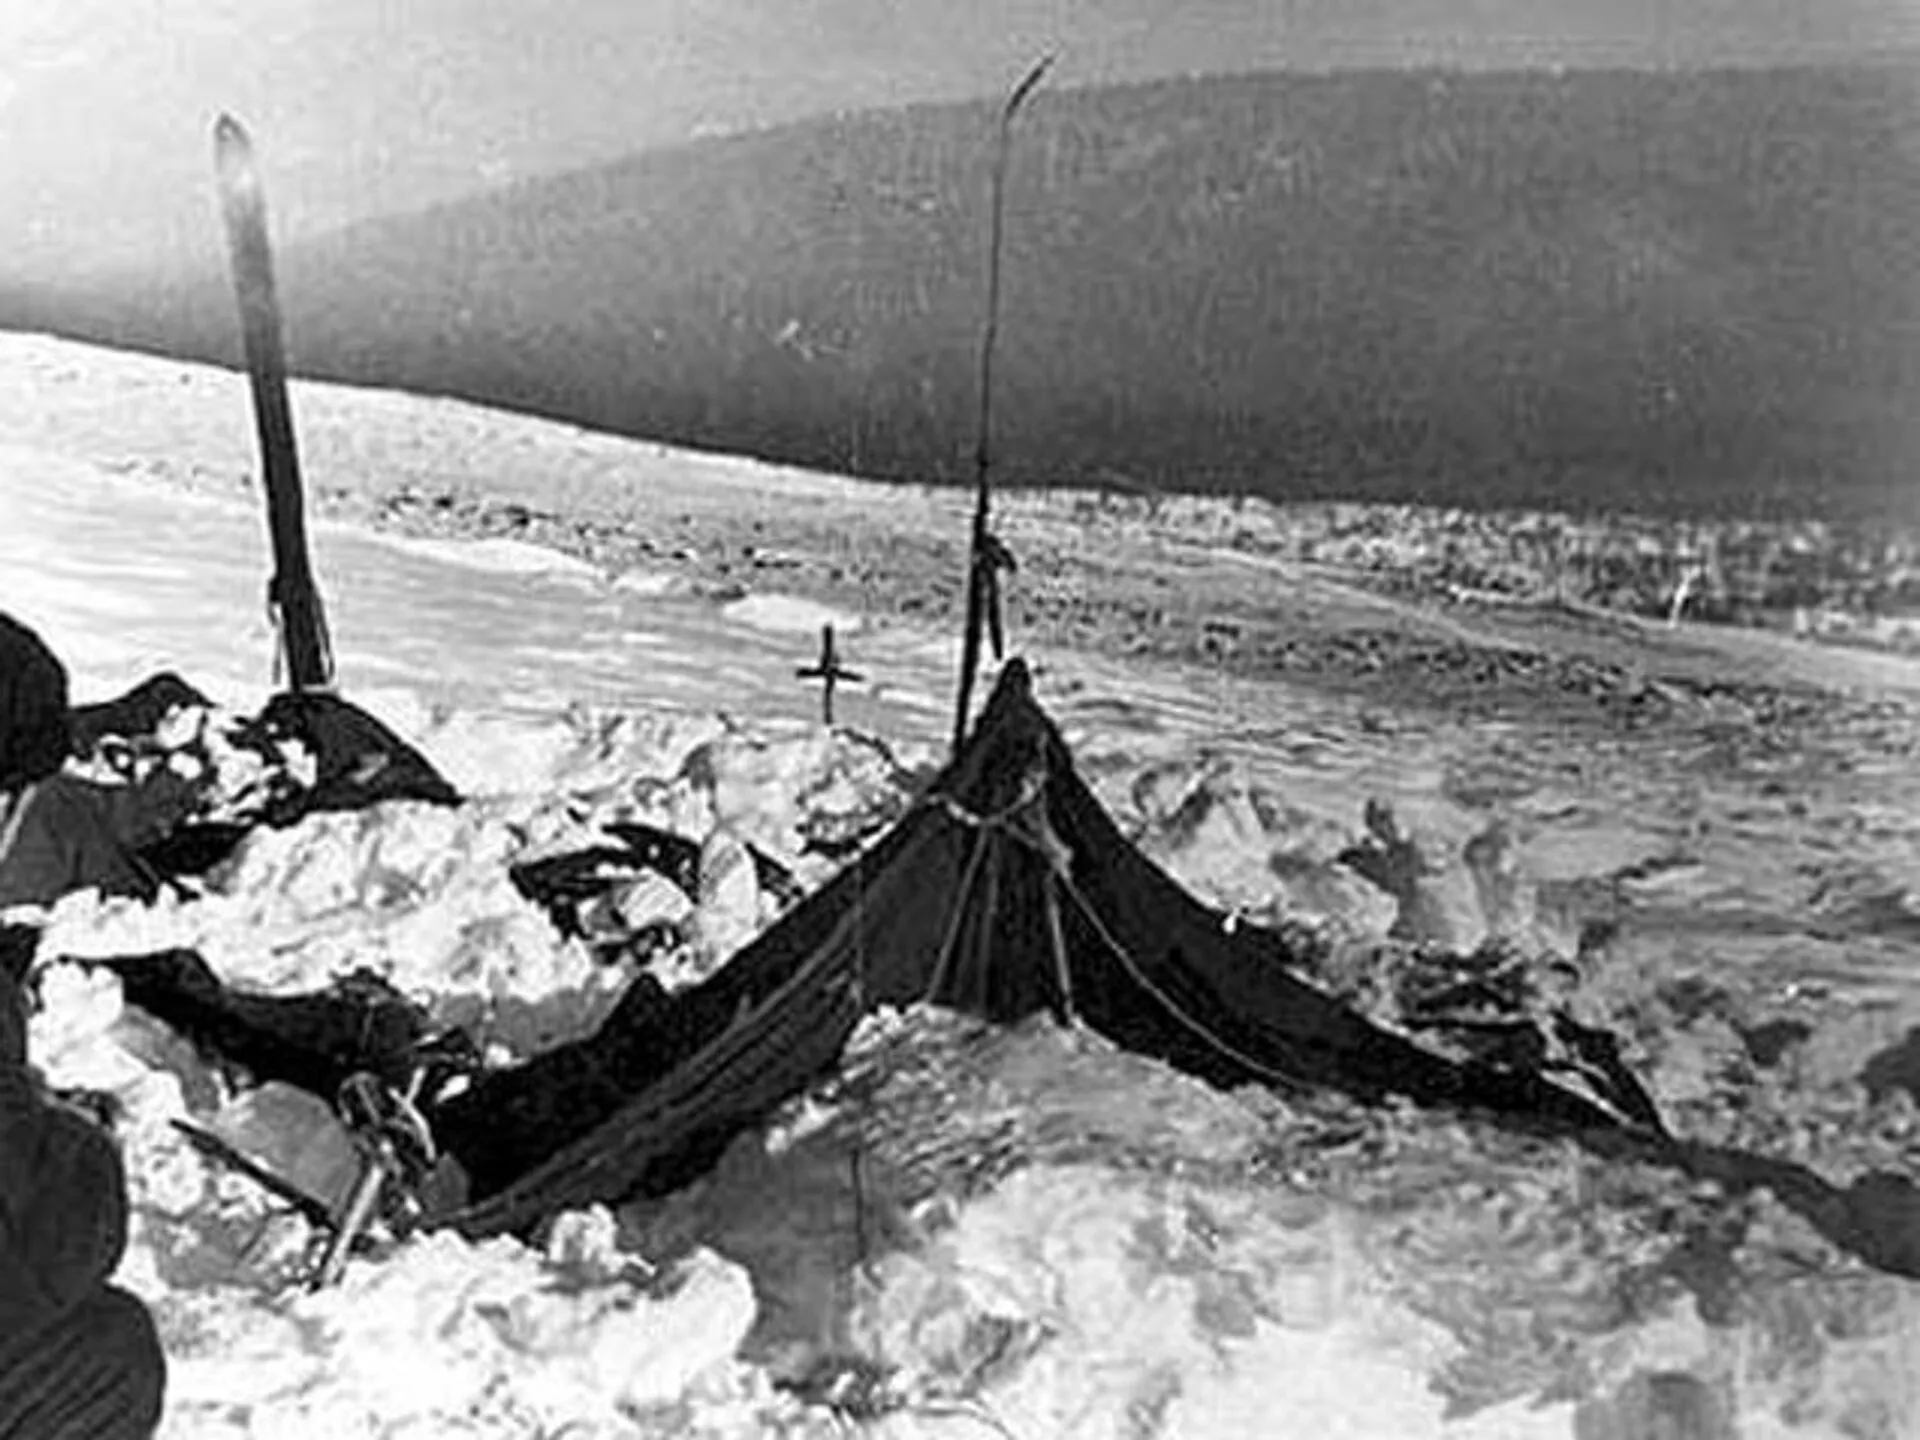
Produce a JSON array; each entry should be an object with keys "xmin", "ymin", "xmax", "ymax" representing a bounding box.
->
[{"xmin": 246, "ymin": 690, "xmax": 461, "ymax": 823}]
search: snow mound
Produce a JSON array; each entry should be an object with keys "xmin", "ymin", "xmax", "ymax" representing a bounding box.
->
[
  {"xmin": 154, "ymin": 1219, "xmax": 755, "ymax": 1439},
  {"xmin": 621, "ymin": 1004, "xmax": 1920, "ymax": 1439},
  {"xmin": 1131, "ymin": 754, "xmax": 1395, "ymax": 937},
  {"xmin": 407, "ymin": 703, "xmax": 727, "ymax": 800},
  {"xmin": 851, "ymin": 1162, "xmax": 1565, "ymax": 1440},
  {"xmin": 38, "ymin": 796, "xmax": 620, "ymax": 1058},
  {"xmin": 362, "ymin": 532, "xmax": 605, "ymax": 582},
  {"xmin": 660, "ymin": 723, "xmax": 928, "ymax": 866},
  {"xmin": 721, "ymin": 593, "xmax": 865, "ymax": 637},
  {"xmin": 15, "ymin": 670, "xmax": 1919, "ymax": 1437}
]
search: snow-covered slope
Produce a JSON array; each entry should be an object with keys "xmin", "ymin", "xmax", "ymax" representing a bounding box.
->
[{"xmin": 5, "ymin": 334, "xmax": 1920, "ymax": 1438}]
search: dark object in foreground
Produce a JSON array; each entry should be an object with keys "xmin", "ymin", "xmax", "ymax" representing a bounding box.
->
[{"xmin": 1, "ymin": 967, "xmax": 166, "ymax": 1439}]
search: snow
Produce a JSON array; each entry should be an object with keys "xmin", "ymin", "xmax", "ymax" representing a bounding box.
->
[
  {"xmin": 722, "ymin": 592, "xmax": 868, "ymax": 637},
  {"xmin": 0, "ymin": 440, "xmax": 940, "ymax": 736},
  {"xmin": 156, "ymin": 1222, "xmax": 759, "ymax": 1439},
  {"xmin": 356, "ymin": 532, "xmax": 605, "ymax": 582},
  {"xmin": 848, "ymin": 1164, "xmax": 1567, "ymax": 1440},
  {"xmin": 5, "ymin": 337, "xmax": 1920, "ymax": 1437}
]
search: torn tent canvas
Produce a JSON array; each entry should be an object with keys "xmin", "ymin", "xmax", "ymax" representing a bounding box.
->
[
  {"xmin": 427, "ymin": 660, "xmax": 1629, "ymax": 1238},
  {"xmin": 63, "ymin": 662, "xmax": 1636, "ymax": 1239}
]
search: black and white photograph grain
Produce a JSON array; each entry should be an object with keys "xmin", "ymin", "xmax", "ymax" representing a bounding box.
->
[{"xmin": 2, "ymin": 3, "xmax": 1918, "ymax": 1436}]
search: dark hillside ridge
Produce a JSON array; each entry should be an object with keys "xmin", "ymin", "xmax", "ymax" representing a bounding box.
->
[{"xmin": 12, "ymin": 65, "xmax": 1918, "ymax": 522}]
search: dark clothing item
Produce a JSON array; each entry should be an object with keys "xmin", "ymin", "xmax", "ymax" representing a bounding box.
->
[
  {"xmin": 0, "ymin": 613, "xmax": 172, "ymax": 911},
  {"xmin": 0, "ymin": 966, "xmax": 164, "ymax": 1439},
  {"xmin": 0, "ymin": 612, "xmax": 155, "ymax": 910},
  {"xmin": 68, "ymin": 673, "xmax": 212, "ymax": 757},
  {"xmin": 0, "ymin": 965, "xmax": 21, "ymax": 1067},
  {"xmin": 0, "ymin": 780, "xmax": 159, "ymax": 912},
  {"xmin": 0, "ymin": 1069, "xmax": 130, "ymax": 1337},
  {"xmin": 0, "ymin": 614, "xmax": 72, "ymax": 794},
  {"xmin": 0, "ymin": 1286, "xmax": 165, "ymax": 1440}
]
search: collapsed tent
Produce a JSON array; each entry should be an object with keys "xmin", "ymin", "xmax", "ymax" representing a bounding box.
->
[
  {"xmin": 57, "ymin": 661, "xmax": 1650, "ymax": 1242},
  {"xmin": 424, "ymin": 660, "xmax": 1638, "ymax": 1237},
  {"xmin": 53, "ymin": 660, "xmax": 1920, "ymax": 1286}
]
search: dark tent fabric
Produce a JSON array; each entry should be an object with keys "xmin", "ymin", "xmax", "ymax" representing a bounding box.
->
[
  {"xmin": 91, "ymin": 951, "xmax": 434, "ymax": 1100},
  {"xmin": 247, "ymin": 691, "xmax": 460, "ymax": 823},
  {"xmin": 68, "ymin": 673, "xmax": 215, "ymax": 756},
  {"xmin": 62, "ymin": 681, "xmax": 466, "ymax": 883},
  {"xmin": 427, "ymin": 660, "xmax": 1629, "ymax": 1238},
  {"xmin": 508, "ymin": 819, "xmax": 804, "ymax": 945}
]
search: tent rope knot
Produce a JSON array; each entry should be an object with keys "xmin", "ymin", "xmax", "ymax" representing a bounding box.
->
[{"xmin": 931, "ymin": 774, "xmax": 1044, "ymax": 844}]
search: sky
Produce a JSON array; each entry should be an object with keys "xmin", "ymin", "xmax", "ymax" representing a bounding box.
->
[{"xmin": 1, "ymin": 0, "xmax": 1914, "ymax": 287}]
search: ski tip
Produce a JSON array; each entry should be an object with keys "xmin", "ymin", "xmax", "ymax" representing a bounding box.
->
[
  {"xmin": 213, "ymin": 112, "xmax": 253, "ymax": 158},
  {"xmin": 1009, "ymin": 52, "xmax": 1057, "ymax": 110}
]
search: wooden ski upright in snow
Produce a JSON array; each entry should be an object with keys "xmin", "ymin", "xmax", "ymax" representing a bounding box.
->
[
  {"xmin": 214, "ymin": 113, "xmax": 336, "ymax": 693},
  {"xmin": 949, "ymin": 53, "xmax": 1053, "ymax": 758}
]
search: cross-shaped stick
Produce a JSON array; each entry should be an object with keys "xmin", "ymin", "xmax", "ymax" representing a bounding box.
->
[{"xmin": 796, "ymin": 623, "xmax": 862, "ymax": 725}]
